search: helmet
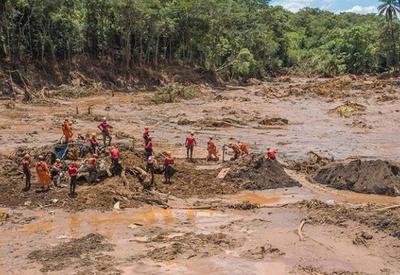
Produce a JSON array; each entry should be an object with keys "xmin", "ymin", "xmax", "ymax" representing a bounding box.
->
[
  {"xmin": 55, "ymin": 159, "xmax": 61, "ymax": 162},
  {"xmin": 38, "ymin": 155, "xmax": 44, "ymax": 160},
  {"xmin": 102, "ymin": 117, "xmax": 107, "ymax": 121}
]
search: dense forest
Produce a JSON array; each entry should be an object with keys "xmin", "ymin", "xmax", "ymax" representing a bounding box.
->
[{"xmin": 1, "ymin": 0, "xmax": 399, "ymax": 78}]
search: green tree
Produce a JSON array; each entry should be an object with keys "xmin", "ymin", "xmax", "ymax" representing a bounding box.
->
[{"xmin": 378, "ymin": 0, "xmax": 400, "ymax": 68}]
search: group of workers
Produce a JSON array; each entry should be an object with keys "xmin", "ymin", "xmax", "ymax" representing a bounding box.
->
[{"xmin": 22, "ymin": 117, "xmax": 277, "ymax": 196}]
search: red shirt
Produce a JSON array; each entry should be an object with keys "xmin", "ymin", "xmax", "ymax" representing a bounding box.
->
[
  {"xmin": 98, "ymin": 122, "xmax": 113, "ymax": 132},
  {"xmin": 186, "ymin": 135, "xmax": 196, "ymax": 146},
  {"xmin": 68, "ymin": 165, "xmax": 78, "ymax": 176},
  {"xmin": 22, "ymin": 159, "xmax": 30, "ymax": 170},
  {"xmin": 110, "ymin": 148, "xmax": 120, "ymax": 159},
  {"xmin": 87, "ymin": 158, "xmax": 96, "ymax": 166},
  {"xmin": 89, "ymin": 137, "xmax": 97, "ymax": 145},
  {"xmin": 145, "ymin": 141, "xmax": 153, "ymax": 150},
  {"xmin": 267, "ymin": 150, "xmax": 277, "ymax": 159},
  {"xmin": 164, "ymin": 156, "xmax": 174, "ymax": 166}
]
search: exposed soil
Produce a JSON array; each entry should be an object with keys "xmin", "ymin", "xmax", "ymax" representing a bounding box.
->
[
  {"xmin": 2, "ymin": 75, "xmax": 400, "ymax": 274},
  {"xmin": 27, "ymin": 233, "xmax": 117, "ymax": 273},
  {"xmin": 313, "ymin": 160, "xmax": 400, "ymax": 196},
  {"xmin": 294, "ymin": 200, "xmax": 400, "ymax": 239},
  {"xmin": 144, "ymin": 231, "xmax": 238, "ymax": 261},
  {"xmin": 226, "ymin": 154, "xmax": 301, "ymax": 190}
]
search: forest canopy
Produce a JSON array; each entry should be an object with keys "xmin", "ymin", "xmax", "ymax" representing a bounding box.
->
[{"xmin": 0, "ymin": 0, "xmax": 399, "ymax": 77}]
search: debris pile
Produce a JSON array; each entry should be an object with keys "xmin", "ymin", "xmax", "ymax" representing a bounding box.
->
[
  {"xmin": 28, "ymin": 233, "xmax": 116, "ymax": 273},
  {"xmin": 225, "ymin": 154, "xmax": 301, "ymax": 190},
  {"xmin": 331, "ymin": 101, "xmax": 366, "ymax": 118},
  {"xmin": 287, "ymin": 151, "xmax": 334, "ymax": 175},
  {"xmin": 145, "ymin": 232, "xmax": 238, "ymax": 261},
  {"xmin": 313, "ymin": 160, "xmax": 400, "ymax": 196}
]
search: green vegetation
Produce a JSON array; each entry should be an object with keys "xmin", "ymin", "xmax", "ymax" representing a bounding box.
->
[
  {"xmin": 152, "ymin": 84, "xmax": 197, "ymax": 103},
  {"xmin": 1, "ymin": 0, "xmax": 400, "ymax": 78}
]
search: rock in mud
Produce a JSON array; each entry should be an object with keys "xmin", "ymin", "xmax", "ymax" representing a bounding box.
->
[
  {"xmin": 313, "ymin": 160, "xmax": 400, "ymax": 196},
  {"xmin": 225, "ymin": 154, "xmax": 301, "ymax": 190}
]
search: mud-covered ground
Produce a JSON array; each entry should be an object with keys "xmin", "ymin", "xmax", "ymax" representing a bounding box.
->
[{"xmin": 1, "ymin": 75, "xmax": 400, "ymax": 274}]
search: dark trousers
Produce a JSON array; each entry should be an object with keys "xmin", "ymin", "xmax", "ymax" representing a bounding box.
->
[
  {"xmin": 23, "ymin": 170, "xmax": 31, "ymax": 190},
  {"xmin": 112, "ymin": 158, "xmax": 121, "ymax": 176},
  {"xmin": 70, "ymin": 175, "xmax": 77, "ymax": 194},
  {"xmin": 91, "ymin": 144, "xmax": 98, "ymax": 154},
  {"xmin": 186, "ymin": 146, "xmax": 194, "ymax": 159},
  {"xmin": 164, "ymin": 165, "xmax": 173, "ymax": 183},
  {"xmin": 102, "ymin": 131, "xmax": 112, "ymax": 146},
  {"xmin": 88, "ymin": 166, "xmax": 97, "ymax": 184}
]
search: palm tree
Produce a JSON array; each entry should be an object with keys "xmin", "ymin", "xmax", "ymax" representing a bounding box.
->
[{"xmin": 378, "ymin": 0, "xmax": 400, "ymax": 68}]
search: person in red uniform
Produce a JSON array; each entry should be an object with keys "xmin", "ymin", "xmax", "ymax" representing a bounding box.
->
[
  {"xmin": 22, "ymin": 154, "xmax": 31, "ymax": 191},
  {"xmin": 89, "ymin": 133, "xmax": 98, "ymax": 154},
  {"xmin": 185, "ymin": 131, "xmax": 197, "ymax": 161},
  {"xmin": 68, "ymin": 161, "xmax": 79, "ymax": 196},
  {"xmin": 87, "ymin": 154, "xmax": 98, "ymax": 184},
  {"xmin": 98, "ymin": 118, "xmax": 113, "ymax": 147},
  {"xmin": 266, "ymin": 148, "xmax": 277, "ymax": 160},
  {"xmin": 163, "ymin": 152, "xmax": 175, "ymax": 184},
  {"xmin": 145, "ymin": 137, "xmax": 153, "ymax": 159},
  {"xmin": 110, "ymin": 144, "xmax": 121, "ymax": 176},
  {"xmin": 228, "ymin": 143, "xmax": 241, "ymax": 160},
  {"xmin": 143, "ymin": 127, "xmax": 150, "ymax": 146},
  {"xmin": 51, "ymin": 159, "xmax": 62, "ymax": 187}
]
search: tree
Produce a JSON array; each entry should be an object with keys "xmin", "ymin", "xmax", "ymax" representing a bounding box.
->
[{"xmin": 378, "ymin": 0, "xmax": 400, "ymax": 68}]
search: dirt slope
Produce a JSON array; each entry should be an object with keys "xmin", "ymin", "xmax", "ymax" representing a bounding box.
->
[
  {"xmin": 313, "ymin": 160, "xmax": 400, "ymax": 196},
  {"xmin": 226, "ymin": 154, "xmax": 301, "ymax": 190}
]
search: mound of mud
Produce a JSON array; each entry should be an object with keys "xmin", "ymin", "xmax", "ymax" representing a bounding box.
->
[
  {"xmin": 28, "ymin": 233, "xmax": 116, "ymax": 273},
  {"xmin": 226, "ymin": 154, "xmax": 300, "ymax": 190},
  {"xmin": 314, "ymin": 160, "xmax": 400, "ymax": 196}
]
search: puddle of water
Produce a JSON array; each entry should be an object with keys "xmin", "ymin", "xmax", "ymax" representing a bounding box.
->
[
  {"xmin": 16, "ymin": 207, "xmax": 225, "ymax": 238},
  {"xmin": 231, "ymin": 192, "xmax": 281, "ymax": 205}
]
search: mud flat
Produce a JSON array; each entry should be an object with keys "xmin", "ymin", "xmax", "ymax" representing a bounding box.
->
[{"xmin": 1, "ymin": 76, "xmax": 400, "ymax": 274}]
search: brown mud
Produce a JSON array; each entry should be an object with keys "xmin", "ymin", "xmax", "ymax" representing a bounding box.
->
[
  {"xmin": 313, "ymin": 160, "xmax": 400, "ymax": 196},
  {"xmin": 226, "ymin": 154, "xmax": 301, "ymax": 190},
  {"xmin": 1, "ymin": 75, "xmax": 400, "ymax": 274}
]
